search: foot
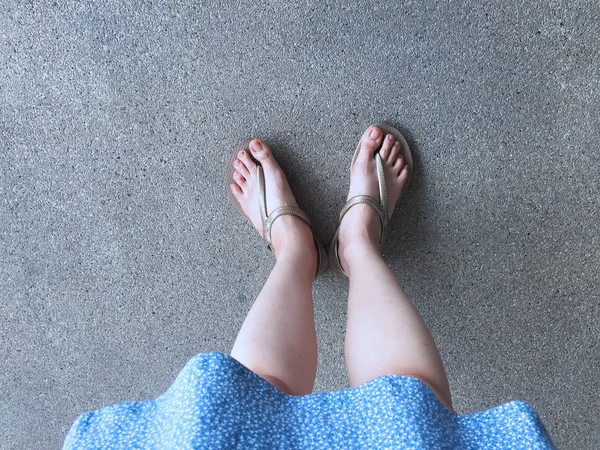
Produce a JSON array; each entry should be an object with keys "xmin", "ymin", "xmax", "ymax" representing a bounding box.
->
[
  {"xmin": 337, "ymin": 126, "xmax": 410, "ymax": 272},
  {"xmin": 230, "ymin": 139, "xmax": 317, "ymax": 272}
]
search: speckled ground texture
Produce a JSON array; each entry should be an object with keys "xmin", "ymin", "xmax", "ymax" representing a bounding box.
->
[{"xmin": 1, "ymin": 1, "xmax": 599, "ymax": 449}]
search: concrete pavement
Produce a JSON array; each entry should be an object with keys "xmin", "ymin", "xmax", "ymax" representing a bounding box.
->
[{"xmin": 1, "ymin": 1, "xmax": 599, "ymax": 448}]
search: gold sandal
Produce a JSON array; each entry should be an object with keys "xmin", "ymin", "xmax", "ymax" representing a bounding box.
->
[
  {"xmin": 225, "ymin": 140, "xmax": 327, "ymax": 278},
  {"xmin": 329, "ymin": 124, "xmax": 413, "ymax": 276}
]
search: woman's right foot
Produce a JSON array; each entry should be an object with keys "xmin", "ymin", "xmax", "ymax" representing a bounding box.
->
[
  {"xmin": 337, "ymin": 126, "xmax": 410, "ymax": 273},
  {"xmin": 229, "ymin": 139, "xmax": 317, "ymax": 276}
]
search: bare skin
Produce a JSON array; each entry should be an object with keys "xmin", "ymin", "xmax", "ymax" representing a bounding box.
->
[
  {"xmin": 337, "ymin": 126, "xmax": 452, "ymax": 409},
  {"xmin": 229, "ymin": 138, "xmax": 318, "ymax": 395},
  {"xmin": 228, "ymin": 129, "xmax": 452, "ymax": 409}
]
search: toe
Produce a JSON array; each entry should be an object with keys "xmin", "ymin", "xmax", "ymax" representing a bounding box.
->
[
  {"xmin": 249, "ymin": 139, "xmax": 273, "ymax": 165},
  {"xmin": 230, "ymin": 183, "xmax": 244, "ymax": 200},
  {"xmin": 388, "ymin": 142, "xmax": 400, "ymax": 163},
  {"xmin": 398, "ymin": 164, "xmax": 409, "ymax": 183},
  {"xmin": 356, "ymin": 126, "xmax": 383, "ymax": 162},
  {"xmin": 392, "ymin": 155, "xmax": 403, "ymax": 173},
  {"xmin": 234, "ymin": 158, "xmax": 250, "ymax": 179},
  {"xmin": 233, "ymin": 170, "xmax": 246, "ymax": 188},
  {"xmin": 379, "ymin": 134, "xmax": 395, "ymax": 159},
  {"xmin": 238, "ymin": 149, "xmax": 256, "ymax": 173}
]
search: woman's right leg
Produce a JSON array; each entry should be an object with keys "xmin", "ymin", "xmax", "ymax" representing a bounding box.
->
[
  {"xmin": 337, "ymin": 126, "xmax": 452, "ymax": 409},
  {"xmin": 229, "ymin": 139, "xmax": 318, "ymax": 396}
]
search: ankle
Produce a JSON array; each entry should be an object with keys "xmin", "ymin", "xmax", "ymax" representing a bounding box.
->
[
  {"xmin": 271, "ymin": 218, "xmax": 318, "ymax": 273},
  {"xmin": 275, "ymin": 245, "xmax": 318, "ymax": 277},
  {"xmin": 339, "ymin": 238, "xmax": 380, "ymax": 273},
  {"xmin": 337, "ymin": 204, "xmax": 382, "ymax": 271}
]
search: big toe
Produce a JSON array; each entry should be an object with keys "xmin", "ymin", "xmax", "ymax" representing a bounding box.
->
[
  {"xmin": 249, "ymin": 138, "xmax": 273, "ymax": 165},
  {"xmin": 356, "ymin": 126, "xmax": 383, "ymax": 163}
]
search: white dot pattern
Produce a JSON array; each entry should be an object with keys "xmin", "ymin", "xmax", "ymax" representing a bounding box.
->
[{"xmin": 64, "ymin": 352, "xmax": 556, "ymax": 449}]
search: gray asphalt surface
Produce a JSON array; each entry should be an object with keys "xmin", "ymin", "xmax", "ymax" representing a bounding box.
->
[{"xmin": 2, "ymin": 1, "xmax": 599, "ymax": 449}]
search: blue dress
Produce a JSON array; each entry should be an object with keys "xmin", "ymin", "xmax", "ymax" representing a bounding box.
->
[{"xmin": 64, "ymin": 352, "xmax": 555, "ymax": 449}]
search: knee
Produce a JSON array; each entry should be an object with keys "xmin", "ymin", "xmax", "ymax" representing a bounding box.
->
[
  {"xmin": 401, "ymin": 372, "xmax": 454, "ymax": 411},
  {"xmin": 259, "ymin": 373, "xmax": 309, "ymax": 396}
]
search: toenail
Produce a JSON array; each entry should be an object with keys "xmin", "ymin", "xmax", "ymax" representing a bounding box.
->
[
  {"xmin": 387, "ymin": 134, "xmax": 393, "ymax": 140},
  {"xmin": 369, "ymin": 128, "xmax": 380, "ymax": 139}
]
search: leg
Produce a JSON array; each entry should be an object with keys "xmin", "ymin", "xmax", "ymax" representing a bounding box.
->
[
  {"xmin": 343, "ymin": 247, "xmax": 452, "ymax": 408},
  {"xmin": 229, "ymin": 139, "xmax": 318, "ymax": 396},
  {"xmin": 231, "ymin": 236, "xmax": 317, "ymax": 396},
  {"xmin": 338, "ymin": 126, "xmax": 452, "ymax": 409}
]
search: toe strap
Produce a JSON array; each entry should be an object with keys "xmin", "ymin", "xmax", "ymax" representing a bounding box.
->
[
  {"xmin": 258, "ymin": 164, "xmax": 312, "ymax": 251},
  {"xmin": 339, "ymin": 152, "xmax": 389, "ymax": 245},
  {"xmin": 258, "ymin": 163, "xmax": 313, "ymax": 252},
  {"xmin": 264, "ymin": 206, "xmax": 311, "ymax": 251}
]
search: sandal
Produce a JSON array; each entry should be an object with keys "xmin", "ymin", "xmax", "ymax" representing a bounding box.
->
[
  {"xmin": 225, "ymin": 140, "xmax": 328, "ymax": 279},
  {"xmin": 329, "ymin": 124, "xmax": 413, "ymax": 276}
]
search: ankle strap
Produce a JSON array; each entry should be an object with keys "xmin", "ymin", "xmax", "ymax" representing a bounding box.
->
[
  {"xmin": 264, "ymin": 206, "xmax": 311, "ymax": 251},
  {"xmin": 339, "ymin": 195, "xmax": 387, "ymax": 245}
]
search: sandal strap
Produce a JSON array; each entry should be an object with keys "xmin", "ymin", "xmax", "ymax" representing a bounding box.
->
[
  {"xmin": 264, "ymin": 206, "xmax": 311, "ymax": 251},
  {"xmin": 339, "ymin": 195, "xmax": 387, "ymax": 245},
  {"xmin": 257, "ymin": 164, "xmax": 311, "ymax": 251},
  {"xmin": 375, "ymin": 152, "xmax": 388, "ymax": 224},
  {"xmin": 258, "ymin": 165, "xmax": 268, "ymax": 232},
  {"xmin": 338, "ymin": 153, "xmax": 389, "ymax": 245}
]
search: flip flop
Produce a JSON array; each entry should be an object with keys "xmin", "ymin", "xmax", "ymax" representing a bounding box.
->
[
  {"xmin": 225, "ymin": 140, "xmax": 328, "ymax": 279},
  {"xmin": 329, "ymin": 124, "xmax": 414, "ymax": 276}
]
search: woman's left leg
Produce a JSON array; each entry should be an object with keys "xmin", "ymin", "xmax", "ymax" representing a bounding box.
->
[{"xmin": 229, "ymin": 139, "xmax": 318, "ymax": 396}]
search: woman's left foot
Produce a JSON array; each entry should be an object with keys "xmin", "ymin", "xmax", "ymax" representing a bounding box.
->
[
  {"xmin": 337, "ymin": 126, "xmax": 410, "ymax": 272},
  {"xmin": 230, "ymin": 139, "xmax": 317, "ymax": 272}
]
